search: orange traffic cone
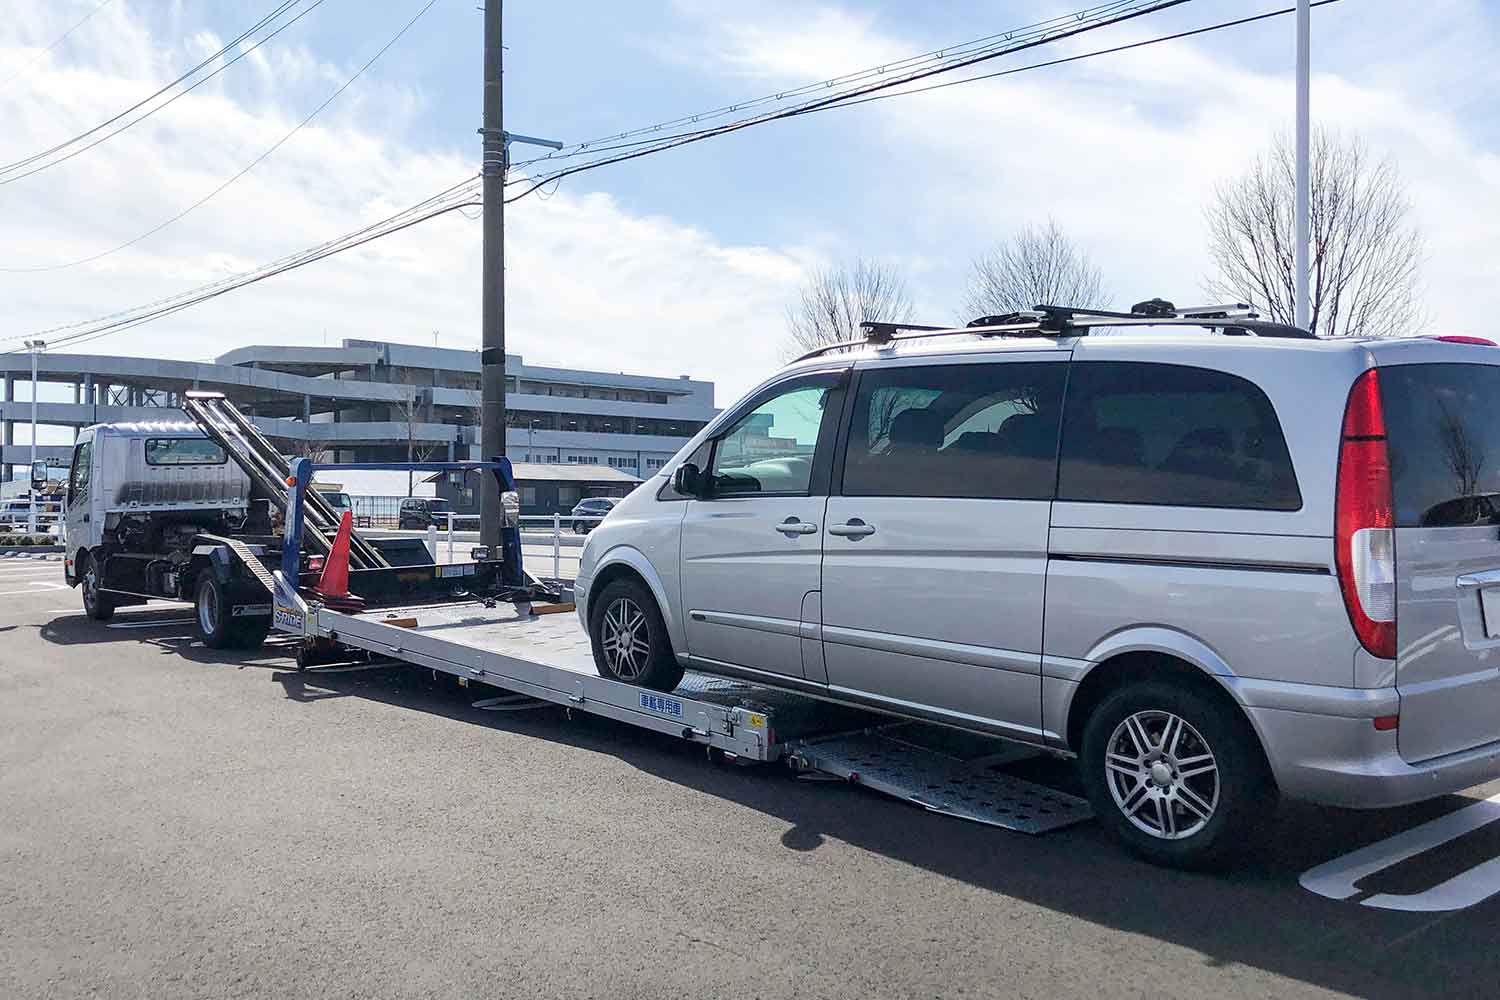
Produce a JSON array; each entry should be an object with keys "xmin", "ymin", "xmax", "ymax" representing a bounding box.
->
[{"xmin": 313, "ymin": 510, "xmax": 364, "ymax": 610}]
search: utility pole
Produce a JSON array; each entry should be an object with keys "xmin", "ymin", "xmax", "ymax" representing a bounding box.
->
[
  {"xmin": 477, "ymin": 1, "xmax": 560, "ymax": 550},
  {"xmin": 1293, "ymin": 0, "xmax": 1311, "ymax": 330},
  {"xmin": 478, "ymin": 0, "xmax": 506, "ymax": 551}
]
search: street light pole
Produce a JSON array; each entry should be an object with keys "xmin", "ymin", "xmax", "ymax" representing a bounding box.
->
[
  {"xmin": 1294, "ymin": 0, "xmax": 1311, "ymax": 330},
  {"xmin": 24, "ymin": 339, "xmax": 44, "ymax": 535}
]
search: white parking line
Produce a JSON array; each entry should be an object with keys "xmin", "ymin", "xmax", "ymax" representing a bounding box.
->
[
  {"xmin": 0, "ymin": 582, "xmax": 68, "ymax": 596},
  {"xmin": 1301, "ymin": 791, "xmax": 1500, "ymax": 912}
]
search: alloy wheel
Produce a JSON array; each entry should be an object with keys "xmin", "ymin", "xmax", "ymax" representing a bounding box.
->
[
  {"xmin": 600, "ymin": 597, "xmax": 651, "ymax": 681},
  {"xmin": 1104, "ymin": 709, "xmax": 1220, "ymax": 841}
]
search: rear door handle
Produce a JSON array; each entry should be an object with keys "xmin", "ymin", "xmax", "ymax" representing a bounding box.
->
[
  {"xmin": 775, "ymin": 516, "xmax": 818, "ymax": 536},
  {"xmin": 828, "ymin": 518, "xmax": 875, "ymax": 538}
]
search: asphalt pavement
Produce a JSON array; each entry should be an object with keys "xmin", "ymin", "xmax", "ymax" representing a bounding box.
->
[{"xmin": 5, "ymin": 559, "xmax": 1500, "ymax": 999}]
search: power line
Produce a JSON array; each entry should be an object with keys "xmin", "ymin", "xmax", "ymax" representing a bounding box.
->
[
  {"xmin": 38, "ymin": 197, "xmax": 480, "ymax": 353},
  {"xmin": 0, "ymin": 0, "xmax": 326, "ymax": 185},
  {"xmin": 798, "ymin": 0, "xmax": 1346, "ymax": 115},
  {"xmin": 503, "ymin": 0, "xmax": 1193, "ymax": 204},
  {"xmin": 0, "ymin": 0, "xmax": 115, "ymax": 94},
  {"xmin": 1, "ymin": 178, "xmax": 481, "ymax": 354},
  {"xmin": 9, "ymin": 0, "xmax": 1336, "ymax": 351},
  {"xmin": 6, "ymin": 0, "xmax": 1185, "ymax": 350},
  {"xmin": 512, "ymin": 0, "xmax": 1153, "ymax": 169},
  {"xmin": 0, "ymin": 0, "xmax": 301, "ymax": 176},
  {"xmin": 1, "ymin": 0, "xmax": 441, "ymax": 273}
]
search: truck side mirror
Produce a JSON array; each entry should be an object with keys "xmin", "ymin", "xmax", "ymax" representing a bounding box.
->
[
  {"xmin": 673, "ymin": 462, "xmax": 703, "ymax": 497},
  {"xmin": 29, "ymin": 460, "xmax": 47, "ymax": 490}
]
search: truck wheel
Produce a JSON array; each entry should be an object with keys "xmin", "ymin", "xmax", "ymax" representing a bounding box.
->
[
  {"xmin": 80, "ymin": 554, "xmax": 115, "ymax": 622},
  {"xmin": 588, "ymin": 578, "xmax": 683, "ymax": 692},
  {"xmin": 1080, "ymin": 680, "xmax": 1274, "ymax": 871},
  {"xmin": 194, "ymin": 569, "xmax": 236, "ymax": 649}
]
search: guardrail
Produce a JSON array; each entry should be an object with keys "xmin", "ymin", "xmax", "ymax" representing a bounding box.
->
[
  {"xmin": 0, "ymin": 499, "xmax": 64, "ymax": 537},
  {"xmin": 418, "ymin": 512, "xmax": 603, "ymax": 580}
]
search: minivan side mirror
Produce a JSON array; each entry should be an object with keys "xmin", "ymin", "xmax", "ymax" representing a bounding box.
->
[{"xmin": 673, "ymin": 462, "xmax": 703, "ymax": 497}]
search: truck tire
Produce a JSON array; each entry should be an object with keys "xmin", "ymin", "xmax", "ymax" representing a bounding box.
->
[
  {"xmin": 80, "ymin": 553, "xmax": 115, "ymax": 622},
  {"xmin": 194, "ymin": 569, "xmax": 236, "ymax": 649},
  {"xmin": 588, "ymin": 577, "xmax": 683, "ymax": 692},
  {"xmin": 1080, "ymin": 680, "xmax": 1275, "ymax": 871}
]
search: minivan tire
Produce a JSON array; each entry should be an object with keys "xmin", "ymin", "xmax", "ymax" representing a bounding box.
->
[
  {"xmin": 588, "ymin": 578, "xmax": 684, "ymax": 692},
  {"xmin": 80, "ymin": 552, "xmax": 115, "ymax": 622},
  {"xmin": 1080, "ymin": 680, "xmax": 1274, "ymax": 871}
]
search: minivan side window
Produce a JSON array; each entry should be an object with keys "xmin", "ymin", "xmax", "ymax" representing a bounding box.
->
[
  {"xmin": 841, "ymin": 362, "xmax": 1066, "ymax": 500},
  {"xmin": 1057, "ymin": 362, "xmax": 1301, "ymax": 511},
  {"xmin": 707, "ymin": 378, "xmax": 838, "ymax": 496}
]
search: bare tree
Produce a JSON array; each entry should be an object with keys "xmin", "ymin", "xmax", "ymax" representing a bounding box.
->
[
  {"xmin": 395, "ymin": 388, "xmax": 438, "ymax": 497},
  {"xmin": 1205, "ymin": 129, "xmax": 1424, "ymax": 338},
  {"xmin": 963, "ymin": 220, "xmax": 1109, "ymax": 319},
  {"xmin": 783, "ymin": 258, "xmax": 914, "ymax": 359}
]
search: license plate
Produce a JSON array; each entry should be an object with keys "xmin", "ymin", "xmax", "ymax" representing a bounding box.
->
[{"xmin": 1482, "ymin": 588, "xmax": 1500, "ymax": 640}]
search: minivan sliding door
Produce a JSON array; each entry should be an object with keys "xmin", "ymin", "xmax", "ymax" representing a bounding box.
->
[{"xmin": 821, "ymin": 357, "xmax": 1066, "ymax": 742}]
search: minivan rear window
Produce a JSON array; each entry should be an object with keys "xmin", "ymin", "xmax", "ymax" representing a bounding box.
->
[
  {"xmin": 1381, "ymin": 364, "xmax": 1500, "ymax": 527},
  {"xmin": 1057, "ymin": 362, "xmax": 1301, "ymax": 511}
]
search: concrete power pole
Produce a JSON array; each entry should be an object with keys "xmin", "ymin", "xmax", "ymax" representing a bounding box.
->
[
  {"xmin": 1293, "ymin": 0, "xmax": 1311, "ymax": 330},
  {"xmin": 478, "ymin": 0, "xmax": 506, "ymax": 550},
  {"xmin": 477, "ymin": 1, "xmax": 559, "ymax": 550}
]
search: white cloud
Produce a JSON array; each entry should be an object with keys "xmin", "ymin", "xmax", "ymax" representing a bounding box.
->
[
  {"xmin": 0, "ymin": 2, "xmax": 818, "ymax": 405},
  {"xmin": 675, "ymin": 0, "xmax": 1500, "ymax": 331},
  {"xmin": 4, "ymin": 0, "xmax": 1498, "ymax": 442}
]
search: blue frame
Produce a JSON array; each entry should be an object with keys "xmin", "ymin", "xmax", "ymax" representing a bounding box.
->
[{"xmin": 281, "ymin": 458, "xmax": 524, "ymax": 587}]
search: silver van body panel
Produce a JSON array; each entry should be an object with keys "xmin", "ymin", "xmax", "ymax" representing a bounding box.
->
[{"xmin": 577, "ymin": 333, "xmax": 1500, "ymax": 809}]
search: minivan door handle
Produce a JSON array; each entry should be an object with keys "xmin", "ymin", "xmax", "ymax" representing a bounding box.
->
[
  {"xmin": 775, "ymin": 516, "xmax": 818, "ymax": 536},
  {"xmin": 828, "ymin": 518, "xmax": 875, "ymax": 538}
]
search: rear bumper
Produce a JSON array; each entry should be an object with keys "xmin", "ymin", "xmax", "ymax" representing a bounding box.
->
[{"xmin": 1247, "ymin": 700, "xmax": 1500, "ymax": 808}]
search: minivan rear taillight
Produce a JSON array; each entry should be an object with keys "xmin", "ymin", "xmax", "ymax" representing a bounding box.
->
[{"xmin": 1335, "ymin": 369, "xmax": 1396, "ymax": 659}]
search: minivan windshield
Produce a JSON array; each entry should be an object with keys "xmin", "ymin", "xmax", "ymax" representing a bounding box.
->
[{"xmin": 1382, "ymin": 363, "xmax": 1500, "ymax": 527}]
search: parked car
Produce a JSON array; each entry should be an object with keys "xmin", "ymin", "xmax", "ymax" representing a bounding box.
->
[
  {"xmin": 570, "ymin": 496, "xmax": 619, "ymax": 534},
  {"xmin": 576, "ymin": 304, "xmax": 1500, "ymax": 868},
  {"xmin": 318, "ymin": 490, "xmax": 354, "ymax": 518},
  {"xmin": 398, "ymin": 497, "xmax": 455, "ymax": 530}
]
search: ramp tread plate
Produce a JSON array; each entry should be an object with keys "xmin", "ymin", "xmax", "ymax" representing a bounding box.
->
[{"xmin": 800, "ymin": 732, "xmax": 1092, "ymax": 835}]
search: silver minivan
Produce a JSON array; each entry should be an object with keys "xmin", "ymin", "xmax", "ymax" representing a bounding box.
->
[{"xmin": 575, "ymin": 308, "xmax": 1500, "ymax": 867}]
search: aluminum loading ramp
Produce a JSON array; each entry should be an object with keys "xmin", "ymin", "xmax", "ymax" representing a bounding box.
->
[{"xmin": 304, "ymin": 605, "xmax": 1092, "ymax": 835}]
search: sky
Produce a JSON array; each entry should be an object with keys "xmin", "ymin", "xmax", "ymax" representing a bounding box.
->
[{"xmin": 1, "ymin": 0, "xmax": 1498, "ymax": 420}]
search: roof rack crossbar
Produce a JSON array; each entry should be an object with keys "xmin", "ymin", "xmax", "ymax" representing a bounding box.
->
[{"xmin": 788, "ymin": 301, "xmax": 1313, "ymax": 363}]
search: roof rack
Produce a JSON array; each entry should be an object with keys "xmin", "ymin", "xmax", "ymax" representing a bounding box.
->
[{"xmin": 791, "ymin": 298, "xmax": 1314, "ymax": 363}]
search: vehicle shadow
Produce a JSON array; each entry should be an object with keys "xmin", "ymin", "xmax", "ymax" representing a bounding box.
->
[
  {"xmin": 36, "ymin": 606, "xmax": 1500, "ymax": 998},
  {"xmin": 39, "ymin": 607, "xmax": 307, "ymax": 670},
  {"xmin": 264, "ymin": 659, "xmax": 1500, "ymax": 1000}
]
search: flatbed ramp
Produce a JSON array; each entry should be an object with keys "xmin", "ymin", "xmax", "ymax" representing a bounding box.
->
[{"xmin": 309, "ymin": 601, "xmax": 1092, "ymax": 835}]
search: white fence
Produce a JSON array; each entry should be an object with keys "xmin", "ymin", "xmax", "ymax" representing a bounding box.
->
[{"xmin": 418, "ymin": 512, "xmax": 603, "ymax": 581}]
